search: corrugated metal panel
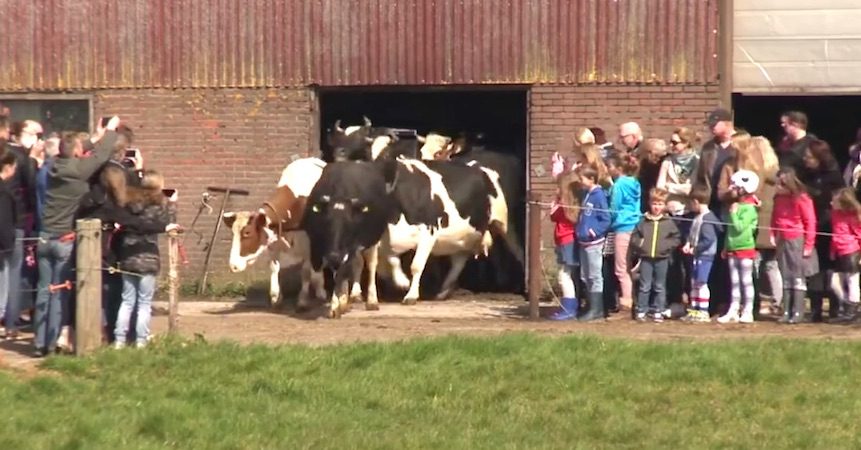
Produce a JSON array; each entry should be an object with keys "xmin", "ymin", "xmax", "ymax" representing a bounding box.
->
[
  {"xmin": 0, "ymin": 0, "xmax": 718, "ymax": 91},
  {"xmin": 734, "ymin": 0, "xmax": 861, "ymax": 93}
]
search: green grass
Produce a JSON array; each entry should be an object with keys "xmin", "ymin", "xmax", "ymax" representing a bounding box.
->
[{"xmin": 2, "ymin": 335, "xmax": 861, "ymax": 449}]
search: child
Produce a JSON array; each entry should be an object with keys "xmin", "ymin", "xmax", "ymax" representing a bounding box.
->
[
  {"xmin": 606, "ymin": 153, "xmax": 642, "ymax": 311},
  {"xmin": 719, "ymin": 169, "xmax": 761, "ymax": 324},
  {"xmin": 114, "ymin": 170, "xmax": 176, "ymax": 348},
  {"xmin": 829, "ymin": 188, "xmax": 861, "ymax": 322},
  {"xmin": 631, "ymin": 188, "xmax": 680, "ymax": 322},
  {"xmin": 771, "ymin": 168, "xmax": 817, "ymax": 324},
  {"xmin": 0, "ymin": 151, "xmax": 18, "ymax": 337},
  {"xmin": 548, "ymin": 171, "xmax": 581, "ymax": 320},
  {"xmin": 576, "ymin": 166, "xmax": 611, "ymax": 321},
  {"xmin": 681, "ymin": 185, "xmax": 722, "ymax": 322}
]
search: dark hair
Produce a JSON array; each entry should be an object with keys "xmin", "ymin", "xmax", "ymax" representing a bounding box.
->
[
  {"xmin": 588, "ymin": 127, "xmax": 607, "ymax": 146},
  {"xmin": 607, "ymin": 151, "xmax": 640, "ymax": 176},
  {"xmin": 117, "ymin": 124, "xmax": 134, "ymax": 145},
  {"xmin": 806, "ymin": 139, "xmax": 839, "ymax": 170},
  {"xmin": 9, "ymin": 121, "xmax": 24, "ymax": 138},
  {"xmin": 59, "ymin": 132, "xmax": 83, "ymax": 158},
  {"xmin": 0, "ymin": 150, "xmax": 17, "ymax": 169},
  {"xmin": 690, "ymin": 185, "xmax": 711, "ymax": 205},
  {"xmin": 782, "ymin": 110, "xmax": 808, "ymax": 130}
]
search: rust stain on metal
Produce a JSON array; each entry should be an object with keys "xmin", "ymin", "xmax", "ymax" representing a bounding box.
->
[{"xmin": 0, "ymin": 0, "xmax": 718, "ymax": 90}]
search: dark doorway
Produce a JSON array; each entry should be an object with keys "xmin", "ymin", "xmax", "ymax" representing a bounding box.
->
[
  {"xmin": 733, "ymin": 94, "xmax": 861, "ymax": 166},
  {"xmin": 318, "ymin": 87, "xmax": 529, "ymax": 295}
]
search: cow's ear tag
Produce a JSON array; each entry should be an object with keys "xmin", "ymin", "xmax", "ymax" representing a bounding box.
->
[
  {"xmin": 362, "ymin": 206, "xmax": 370, "ymax": 213},
  {"xmin": 312, "ymin": 205, "xmax": 320, "ymax": 213}
]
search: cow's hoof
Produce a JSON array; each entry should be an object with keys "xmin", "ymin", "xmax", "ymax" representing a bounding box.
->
[
  {"xmin": 402, "ymin": 298, "xmax": 418, "ymax": 306},
  {"xmin": 349, "ymin": 293, "xmax": 363, "ymax": 304},
  {"xmin": 435, "ymin": 289, "xmax": 453, "ymax": 300},
  {"xmin": 365, "ymin": 302, "xmax": 380, "ymax": 311},
  {"xmin": 295, "ymin": 302, "xmax": 312, "ymax": 314}
]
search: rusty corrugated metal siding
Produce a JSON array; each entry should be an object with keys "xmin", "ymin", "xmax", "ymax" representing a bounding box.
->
[{"xmin": 0, "ymin": 0, "xmax": 718, "ymax": 90}]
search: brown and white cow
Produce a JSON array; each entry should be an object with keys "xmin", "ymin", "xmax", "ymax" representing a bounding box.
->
[{"xmin": 221, "ymin": 157, "xmax": 329, "ymax": 309}]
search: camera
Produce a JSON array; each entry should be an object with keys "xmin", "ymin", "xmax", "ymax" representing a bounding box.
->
[
  {"xmin": 162, "ymin": 189, "xmax": 177, "ymax": 198},
  {"xmin": 100, "ymin": 117, "xmax": 110, "ymax": 127}
]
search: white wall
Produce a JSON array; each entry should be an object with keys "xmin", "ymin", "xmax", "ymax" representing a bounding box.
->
[{"xmin": 734, "ymin": 0, "xmax": 861, "ymax": 93}]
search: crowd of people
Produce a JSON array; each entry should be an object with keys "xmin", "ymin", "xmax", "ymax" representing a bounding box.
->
[
  {"xmin": 548, "ymin": 108, "xmax": 861, "ymax": 325},
  {"xmin": 0, "ymin": 107, "xmax": 179, "ymax": 358}
]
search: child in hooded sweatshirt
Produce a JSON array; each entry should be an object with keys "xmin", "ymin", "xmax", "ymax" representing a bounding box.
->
[
  {"xmin": 828, "ymin": 187, "xmax": 861, "ymax": 322},
  {"xmin": 548, "ymin": 171, "xmax": 581, "ymax": 320},
  {"xmin": 631, "ymin": 188, "xmax": 680, "ymax": 322},
  {"xmin": 771, "ymin": 168, "xmax": 817, "ymax": 324},
  {"xmin": 719, "ymin": 169, "xmax": 761, "ymax": 324},
  {"xmin": 606, "ymin": 153, "xmax": 642, "ymax": 311},
  {"xmin": 681, "ymin": 185, "xmax": 722, "ymax": 322},
  {"xmin": 576, "ymin": 166, "xmax": 611, "ymax": 321}
]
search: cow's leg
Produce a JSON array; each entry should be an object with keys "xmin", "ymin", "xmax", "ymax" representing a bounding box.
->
[
  {"xmin": 329, "ymin": 279, "xmax": 350, "ymax": 319},
  {"xmin": 437, "ymin": 253, "xmax": 470, "ymax": 300},
  {"xmin": 403, "ymin": 230, "xmax": 437, "ymax": 304},
  {"xmin": 363, "ymin": 244, "xmax": 380, "ymax": 311},
  {"xmin": 387, "ymin": 255, "xmax": 411, "ymax": 290},
  {"xmin": 349, "ymin": 252, "xmax": 365, "ymax": 303},
  {"xmin": 269, "ymin": 258, "xmax": 281, "ymax": 307}
]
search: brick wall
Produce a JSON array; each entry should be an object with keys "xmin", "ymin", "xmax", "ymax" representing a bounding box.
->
[
  {"xmin": 529, "ymin": 84, "xmax": 720, "ymax": 247},
  {"xmin": 93, "ymin": 88, "xmax": 316, "ymax": 285}
]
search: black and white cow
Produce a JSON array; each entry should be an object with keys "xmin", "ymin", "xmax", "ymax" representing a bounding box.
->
[{"xmin": 303, "ymin": 157, "xmax": 500, "ymax": 316}]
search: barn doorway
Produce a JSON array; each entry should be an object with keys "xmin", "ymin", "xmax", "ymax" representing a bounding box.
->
[
  {"xmin": 733, "ymin": 94, "xmax": 861, "ymax": 166},
  {"xmin": 318, "ymin": 87, "xmax": 529, "ymax": 296}
]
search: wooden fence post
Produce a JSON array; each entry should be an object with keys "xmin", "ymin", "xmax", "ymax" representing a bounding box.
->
[
  {"xmin": 167, "ymin": 232, "xmax": 180, "ymax": 333},
  {"xmin": 75, "ymin": 219, "xmax": 103, "ymax": 356},
  {"xmin": 527, "ymin": 192, "xmax": 542, "ymax": 321}
]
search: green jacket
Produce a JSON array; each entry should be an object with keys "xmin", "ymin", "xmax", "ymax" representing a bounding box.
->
[{"xmin": 725, "ymin": 197, "xmax": 759, "ymax": 251}]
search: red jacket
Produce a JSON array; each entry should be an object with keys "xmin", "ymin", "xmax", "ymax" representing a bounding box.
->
[
  {"xmin": 550, "ymin": 200, "xmax": 576, "ymax": 246},
  {"xmin": 830, "ymin": 210, "xmax": 861, "ymax": 258},
  {"xmin": 771, "ymin": 192, "xmax": 816, "ymax": 252}
]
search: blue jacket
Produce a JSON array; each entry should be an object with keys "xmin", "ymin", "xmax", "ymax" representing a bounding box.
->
[
  {"xmin": 609, "ymin": 175, "xmax": 641, "ymax": 232},
  {"xmin": 576, "ymin": 186, "xmax": 611, "ymax": 244},
  {"xmin": 687, "ymin": 210, "xmax": 722, "ymax": 259}
]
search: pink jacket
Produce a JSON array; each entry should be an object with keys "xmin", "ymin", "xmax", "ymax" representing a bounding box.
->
[
  {"xmin": 771, "ymin": 193, "xmax": 816, "ymax": 252},
  {"xmin": 830, "ymin": 210, "xmax": 861, "ymax": 258}
]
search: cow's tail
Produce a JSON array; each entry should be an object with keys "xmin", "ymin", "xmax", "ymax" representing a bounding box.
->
[{"xmin": 489, "ymin": 220, "xmax": 525, "ymax": 267}]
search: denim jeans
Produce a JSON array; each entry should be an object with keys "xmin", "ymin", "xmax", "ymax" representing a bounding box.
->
[
  {"xmin": 579, "ymin": 243, "xmax": 604, "ymax": 293},
  {"xmin": 0, "ymin": 252, "xmax": 10, "ymax": 325},
  {"xmin": 102, "ymin": 271, "xmax": 124, "ymax": 342},
  {"xmin": 115, "ymin": 274, "xmax": 156, "ymax": 345},
  {"xmin": 34, "ymin": 234, "xmax": 75, "ymax": 351},
  {"xmin": 637, "ymin": 257, "xmax": 669, "ymax": 315},
  {"xmin": 5, "ymin": 229, "xmax": 24, "ymax": 331}
]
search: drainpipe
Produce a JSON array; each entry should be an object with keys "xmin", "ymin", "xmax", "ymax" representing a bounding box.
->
[{"xmin": 718, "ymin": 0, "xmax": 734, "ymax": 109}]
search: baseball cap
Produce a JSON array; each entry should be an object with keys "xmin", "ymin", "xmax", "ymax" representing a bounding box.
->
[{"xmin": 705, "ymin": 108, "xmax": 733, "ymax": 127}]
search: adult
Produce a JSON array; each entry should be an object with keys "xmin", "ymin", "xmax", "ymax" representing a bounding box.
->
[
  {"xmin": 657, "ymin": 127, "xmax": 700, "ymax": 215},
  {"xmin": 801, "ymin": 139, "xmax": 845, "ymax": 322},
  {"xmin": 35, "ymin": 136, "xmax": 60, "ymax": 232},
  {"xmin": 777, "ymin": 111, "xmax": 816, "ymax": 177},
  {"xmin": 590, "ymin": 127, "xmax": 615, "ymax": 159},
  {"xmin": 844, "ymin": 127, "xmax": 861, "ymax": 190},
  {"xmin": 694, "ymin": 108, "xmax": 736, "ymax": 211},
  {"xmin": 748, "ymin": 137, "xmax": 782, "ymax": 316},
  {"xmin": 637, "ymin": 138, "xmax": 667, "ymax": 212},
  {"xmin": 618, "ymin": 122, "xmax": 643, "ymax": 155},
  {"xmin": 0, "ymin": 150, "xmax": 18, "ymax": 337},
  {"xmin": 4, "ymin": 120, "xmax": 41, "ymax": 339}
]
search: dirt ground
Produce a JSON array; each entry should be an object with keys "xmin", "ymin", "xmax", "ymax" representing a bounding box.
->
[{"xmin": 4, "ymin": 292, "xmax": 861, "ymax": 374}]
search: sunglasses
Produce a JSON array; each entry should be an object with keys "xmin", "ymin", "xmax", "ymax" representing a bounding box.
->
[{"xmin": 670, "ymin": 139, "xmax": 683, "ymax": 145}]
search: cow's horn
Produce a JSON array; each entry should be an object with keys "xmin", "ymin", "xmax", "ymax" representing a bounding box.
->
[
  {"xmin": 334, "ymin": 119, "xmax": 344, "ymax": 132},
  {"xmin": 362, "ymin": 115, "xmax": 372, "ymax": 127}
]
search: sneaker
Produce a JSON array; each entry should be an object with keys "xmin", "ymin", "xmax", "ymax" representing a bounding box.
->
[
  {"xmin": 635, "ymin": 312, "xmax": 647, "ymax": 322},
  {"xmin": 113, "ymin": 341, "xmax": 126, "ymax": 350},
  {"xmin": 696, "ymin": 311, "xmax": 712, "ymax": 323},
  {"xmin": 653, "ymin": 314, "xmax": 664, "ymax": 323},
  {"xmin": 32, "ymin": 347, "xmax": 47, "ymax": 358},
  {"xmin": 681, "ymin": 310, "xmax": 699, "ymax": 322},
  {"xmin": 4, "ymin": 329, "xmax": 20, "ymax": 341},
  {"xmin": 739, "ymin": 311, "xmax": 755, "ymax": 324},
  {"xmin": 717, "ymin": 311, "xmax": 739, "ymax": 324},
  {"xmin": 135, "ymin": 341, "xmax": 147, "ymax": 349}
]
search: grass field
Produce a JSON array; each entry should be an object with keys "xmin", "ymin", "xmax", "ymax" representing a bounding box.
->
[{"xmin": 2, "ymin": 334, "xmax": 860, "ymax": 449}]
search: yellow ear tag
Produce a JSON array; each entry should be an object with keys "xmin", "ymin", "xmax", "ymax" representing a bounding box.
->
[
  {"xmin": 362, "ymin": 206, "xmax": 370, "ymax": 213},
  {"xmin": 312, "ymin": 205, "xmax": 320, "ymax": 213}
]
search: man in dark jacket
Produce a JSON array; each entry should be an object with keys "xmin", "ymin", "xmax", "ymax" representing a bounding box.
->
[
  {"xmin": 777, "ymin": 110, "xmax": 816, "ymax": 178},
  {"xmin": 0, "ymin": 150, "xmax": 19, "ymax": 337},
  {"xmin": 32, "ymin": 117, "xmax": 121, "ymax": 357},
  {"xmin": 4, "ymin": 120, "xmax": 41, "ymax": 339}
]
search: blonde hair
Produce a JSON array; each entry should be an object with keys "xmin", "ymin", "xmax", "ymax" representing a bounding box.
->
[
  {"xmin": 141, "ymin": 170, "xmax": 165, "ymax": 191},
  {"xmin": 649, "ymin": 187, "xmax": 669, "ymax": 203},
  {"xmin": 751, "ymin": 136, "xmax": 779, "ymax": 177},
  {"xmin": 730, "ymin": 130, "xmax": 761, "ymax": 174},
  {"xmin": 558, "ymin": 171, "xmax": 581, "ymax": 223},
  {"xmin": 574, "ymin": 127, "xmax": 595, "ymax": 146},
  {"xmin": 579, "ymin": 143, "xmax": 612, "ymax": 188},
  {"xmin": 640, "ymin": 138, "xmax": 668, "ymax": 165}
]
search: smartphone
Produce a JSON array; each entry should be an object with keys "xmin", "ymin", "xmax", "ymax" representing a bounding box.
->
[
  {"xmin": 100, "ymin": 117, "xmax": 110, "ymax": 127},
  {"xmin": 125, "ymin": 148, "xmax": 140, "ymax": 158},
  {"xmin": 162, "ymin": 189, "xmax": 177, "ymax": 198}
]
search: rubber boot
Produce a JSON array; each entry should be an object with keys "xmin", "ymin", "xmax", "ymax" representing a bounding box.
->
[
  {"xmin": 789, "ymin": 290, "xmax": 806, "ymax": 324},
  {"xmin": 809, "ymin": 292, "xmax": 823, "ymax": 323},
  {"xmin": 778, "ymin": 289, "xmax": 793, "ymax": 324},
  {"xmin": 549, "ymin": 297, "xmax": 579, "ymax": 321},
  {"xmin": 578, "ymin": 292, "xmax": 605, "ymax": 322},
  {"xmin": 828, "ymin": 295, "xmax": 841, "ymax": 321},
  {"xmin": 832, "ymin": 302, "xmax": 858, "ymax": 324}
]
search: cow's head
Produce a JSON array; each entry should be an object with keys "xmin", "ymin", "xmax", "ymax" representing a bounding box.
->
[
  {"xmin": 325, "ymin": 116, "xmax": 375, "ymax": 162},
  {"xmin": 222, "ymin": 211, "xmax": 276, "ymax": 272},
  {"xmin": 302, "ymin": 160, "xmax": 397, "ymax": 276},
  {"xmin": 418, "ymin": 132, "xmax": 455, "ymax": 160}
]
